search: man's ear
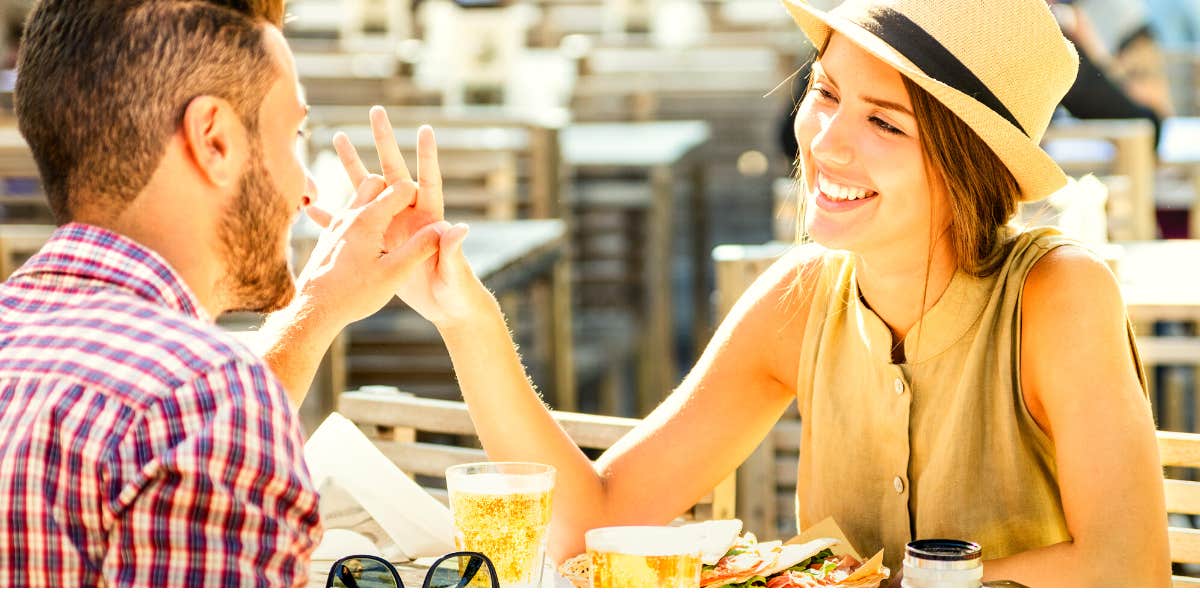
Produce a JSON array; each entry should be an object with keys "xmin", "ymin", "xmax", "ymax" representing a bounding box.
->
[{"xmin": 180, "ymin": 96, "xmax": 246, "ymax": 189}]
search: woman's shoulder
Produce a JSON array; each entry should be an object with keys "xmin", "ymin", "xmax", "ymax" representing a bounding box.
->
[
  {"xmin": 1020, "ymin": 240, "xmax": 1127, "ymax": 357},
  {"xmin": 1019, "ymin": 233, "xmax": 1120, "ymax": 311}
]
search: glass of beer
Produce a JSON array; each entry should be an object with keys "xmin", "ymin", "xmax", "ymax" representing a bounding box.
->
[
  {"xmin": 586, "ymin": 526, "xmax": 703, "ymax": 588},
  {"xmin": 445, "ymin": 462, "xmax": 555, "ymax": 588}
]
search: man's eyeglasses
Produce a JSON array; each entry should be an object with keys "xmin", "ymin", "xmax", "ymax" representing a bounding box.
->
[{"xmin": 326, "ymin": 552, "xmax": 500, "ymax": 588}]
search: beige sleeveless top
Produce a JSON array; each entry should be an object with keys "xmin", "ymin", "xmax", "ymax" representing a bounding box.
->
[{"xmin": 793, "ymin": 227, "xmax": 1144, "ymax": 576}]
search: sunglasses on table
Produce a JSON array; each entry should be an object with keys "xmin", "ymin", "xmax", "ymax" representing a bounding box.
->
[{"xmin": 326, "ymin": 552, "xmax": 500, "ymax": 588}]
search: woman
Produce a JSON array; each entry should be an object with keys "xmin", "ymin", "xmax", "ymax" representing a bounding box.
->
[{"xmin": 337, "ymin": 0, "xmax": 1170, "ymax": 586}]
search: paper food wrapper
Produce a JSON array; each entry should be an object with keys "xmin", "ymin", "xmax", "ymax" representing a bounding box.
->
[
  {"xmin": 304, "ymin": 412, "xmax": 456, "ymax": 563},
  {"xmin": 788, "ymin": 517, "xmax": 889, "ymax": 586}
]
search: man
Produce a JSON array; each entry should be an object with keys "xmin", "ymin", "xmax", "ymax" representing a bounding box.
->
[{"xmin": 0, "ymin": 0, "xmax": 445, "ymax": 586}]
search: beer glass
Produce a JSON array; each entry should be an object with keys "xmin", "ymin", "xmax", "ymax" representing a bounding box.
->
[
  {"xmin": 445, "ymin": 462, "xmax": 555, "ymax": 587},
  {"xmin": 585, "ymin": 526, "xmax": 703, "ymax": 588}
]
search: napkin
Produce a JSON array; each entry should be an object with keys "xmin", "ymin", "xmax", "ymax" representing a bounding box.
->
[{"xmin": 304, "ymin": 412, "xmax": 456, "ymax": 562}]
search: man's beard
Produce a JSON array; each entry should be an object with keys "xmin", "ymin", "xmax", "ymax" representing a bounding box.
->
[{"xmin": 217, "ymin": 142, "xmax": 296, "ymax": 314}]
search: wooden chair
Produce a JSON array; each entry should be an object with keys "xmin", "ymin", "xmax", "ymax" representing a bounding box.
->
[
  {"xmin": 1160, "ymin": 431, "xmax": 1200, "ymax": 586},
  {"xmin": 336, "ymin": 385, "xmax": 737, "ymax": 522}
]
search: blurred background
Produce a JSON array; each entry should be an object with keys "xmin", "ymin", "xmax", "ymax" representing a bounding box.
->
[{"xmin": 0, "ymin": 0, "xmax": 1197, "ymax": 543}]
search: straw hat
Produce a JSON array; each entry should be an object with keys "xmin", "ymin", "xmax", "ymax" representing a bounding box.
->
[{"xmin": 781, "ymin": 0, "xmax": 1079, "ymax": 202}]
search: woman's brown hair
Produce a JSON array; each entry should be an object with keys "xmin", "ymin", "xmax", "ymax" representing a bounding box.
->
[{"xmin": 901, "ymin": 78, "xmax": 1021, "ymax": 277}]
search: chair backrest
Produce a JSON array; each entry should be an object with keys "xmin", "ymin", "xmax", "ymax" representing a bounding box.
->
[
  {"xmin": 1160, "ymin": 431, "xmax": 1200, "ymax": 587},
  {"xmin": 337, "ymin": 386, "xmax": 736, "ymax": 522}
]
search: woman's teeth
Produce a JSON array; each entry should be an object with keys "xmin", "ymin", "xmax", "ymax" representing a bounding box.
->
[{"xmin": 817, "ymin": 173, "xmax": 876, "ymax": 201}]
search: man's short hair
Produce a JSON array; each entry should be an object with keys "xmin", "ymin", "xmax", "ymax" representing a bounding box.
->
[{"xmin": 15, "ymin": 0, "xmax": 286, "ymax": 224}]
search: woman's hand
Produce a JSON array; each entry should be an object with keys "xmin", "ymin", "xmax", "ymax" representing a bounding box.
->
[
  {"xmin": 293, "ymin": 172, "xmax": 445, "ymax": 327},
  {"xmin": 319, "ymin": 107, "xmax": 496, "ymax": 328}
]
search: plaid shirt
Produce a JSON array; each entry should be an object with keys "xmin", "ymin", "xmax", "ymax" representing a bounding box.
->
[{"xmin": 0, "ymin": 224, "xmax": 322, "ymax": 587}]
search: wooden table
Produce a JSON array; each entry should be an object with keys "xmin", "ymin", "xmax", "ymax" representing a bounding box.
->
[
  {"xmin": 299, "ymin": 219, "xmax": 575, "ymax": 431},
  {"xmin": 561, "ymin": 121, "xmax": 711, "ymax": 414},
  {"xmin": 1117, "ymin": 240, "xmax": 1200, "ymax": 323}
]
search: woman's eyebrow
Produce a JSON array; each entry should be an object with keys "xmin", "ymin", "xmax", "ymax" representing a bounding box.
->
[
  {"xmin": 814, "ymin": 61, "xmax": 914, "ymax": 117},
  {"xmin": 863, "ymin": 96, "xmax": 913, "ymax": 116}
]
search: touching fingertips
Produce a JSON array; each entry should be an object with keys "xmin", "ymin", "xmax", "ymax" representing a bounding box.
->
[{"xmin": 359, "ymin": 174, "xmax": 387, "ymax": 193}]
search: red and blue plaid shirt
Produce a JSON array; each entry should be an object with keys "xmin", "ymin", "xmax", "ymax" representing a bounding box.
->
[{"xmin": 0, "ymin": 223, "xmax": 322, "ymax": 587}]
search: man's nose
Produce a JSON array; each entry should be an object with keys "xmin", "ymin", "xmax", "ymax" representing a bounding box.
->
[{"xmin": 302, "ymin": 168, "xmax": 318, "ymax": 207}]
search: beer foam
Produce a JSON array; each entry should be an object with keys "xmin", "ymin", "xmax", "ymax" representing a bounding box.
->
[
  {"xmin": 586, "ymin": 526, "xmax": 702, "ymax": 556},
  {"xmin": 447, "ymin": 472, "xmax": 555, "ymax": 495}
]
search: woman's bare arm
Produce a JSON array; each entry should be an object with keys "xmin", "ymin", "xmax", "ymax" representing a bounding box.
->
[
  {"xmin": 438, "ymin": 246, "xmax": 820, "ymax": 562},
  {"xmin": 984, "ymin": 246, "xmax": 1170, "ymax": 587}
]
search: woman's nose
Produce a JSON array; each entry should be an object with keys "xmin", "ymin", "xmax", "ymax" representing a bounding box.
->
[{"xmin": 808, "ymin": 111, "xmax": 854, "ymax": 168}]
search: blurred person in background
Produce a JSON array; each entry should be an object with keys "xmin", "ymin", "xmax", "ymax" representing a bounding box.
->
[{"xmin": 1056, "ymin": 0, "xmax": 1175, "ymax": 118}]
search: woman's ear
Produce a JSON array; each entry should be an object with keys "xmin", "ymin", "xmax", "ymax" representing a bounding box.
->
[{"xmin": 180, "ymin": 95, "xmax": 246, "ymax": 190}]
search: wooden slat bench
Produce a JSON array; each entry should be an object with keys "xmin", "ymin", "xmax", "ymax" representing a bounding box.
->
[{"xmin": 337, "ymin": 385, "xmax": 736, "ymax": 522}]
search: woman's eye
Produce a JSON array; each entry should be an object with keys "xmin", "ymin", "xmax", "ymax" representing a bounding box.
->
[
  {"xmin": 814, "ymin": 86, "xmax": 838, "ymax": 102},
  {"xmin": 870, "ymin": 116, "xmax": 904, "ymax": 136}
]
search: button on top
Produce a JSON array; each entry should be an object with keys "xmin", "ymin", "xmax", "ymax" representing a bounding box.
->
[
  {"xmin": 893, "ymin": 378, "xmax": 905, "ymax": 395},
  {"xmin": 893, "ymin": 476, "xmax": 905, "ymax": 494}
]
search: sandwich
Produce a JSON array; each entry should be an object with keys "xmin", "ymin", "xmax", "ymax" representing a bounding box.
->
[
  {"xmin": 702, "ymin": 534, "xmax": 870, "ymax": 588},
  {"xmin": 557, "ymin": 519, "xmax": 888, "ymax": 588}
]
